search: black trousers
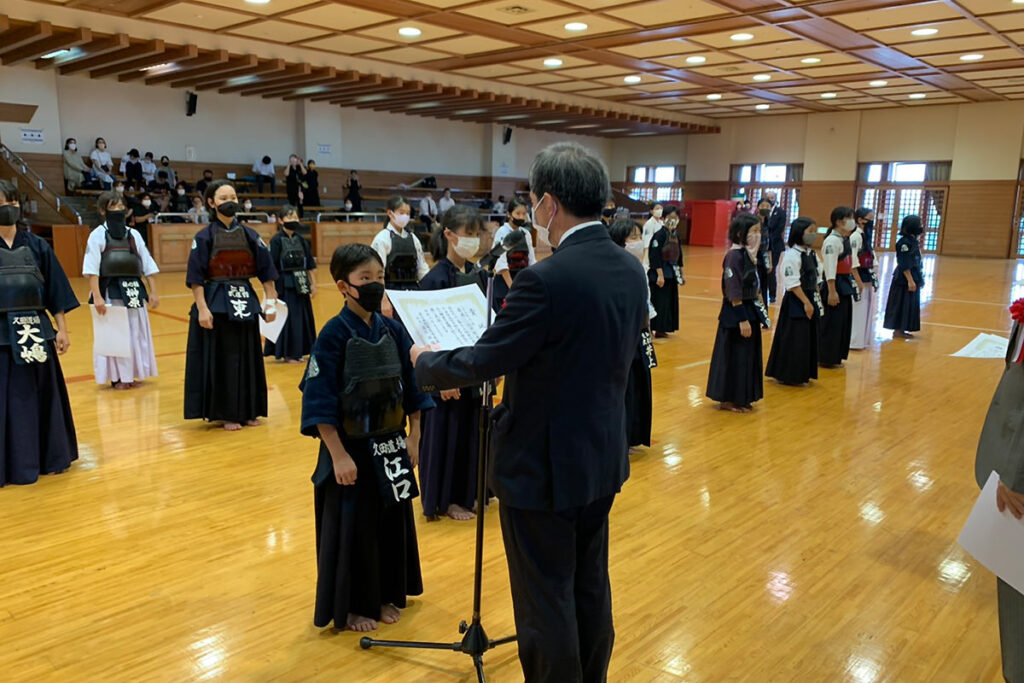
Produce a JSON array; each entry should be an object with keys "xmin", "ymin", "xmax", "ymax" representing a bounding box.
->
[{"xmin": 499, "ymin": 495, "xmax": 616, "ymax": 683}]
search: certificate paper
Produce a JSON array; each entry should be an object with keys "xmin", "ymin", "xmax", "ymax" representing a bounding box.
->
[
  {"xmin": 951, "ymin": 333, "xmax": 1009, "ymax": 359},
  {"xmin": 258, "ymin": 300, "xmax": 289, "ymax": 344},
  {"xmin": 386, "ymin": 285, "xmax": 489, "ymax": 350},
  {"xmin": 91, "ymin": 305, "xmax": 131, "ymax": 358},
  {"xmin": 958, "ymin": 471, "xmax": 1024, "ymax": 595}
]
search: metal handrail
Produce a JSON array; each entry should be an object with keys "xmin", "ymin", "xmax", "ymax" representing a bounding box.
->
[
  {"xmin": 237, "ymin": 212, "xmax": 272, "ymax": 222},
  {"xmin": 315, "ymin": 211, "xmax": 388, "ymax": 222},
  {"xmin": 154, "ymin": 212, "xmax": 200, "ymax": 224},
  {"xmin": 0, "ymin": 143, "xmax": 83, "ymax": 224}
]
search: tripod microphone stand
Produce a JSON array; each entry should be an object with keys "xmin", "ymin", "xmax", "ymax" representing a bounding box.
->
[{"xmin": 360, "ymin": 235, "xmax": 524, "ymax": 682}]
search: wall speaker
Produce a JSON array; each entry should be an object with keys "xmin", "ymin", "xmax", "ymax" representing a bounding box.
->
[
  {"xmin": 186, "ymin": 91, "xmax": 198, "ymax": 117},
  {"xmin": 503, "ymin": 126, "xmax": 513, "ymax": 145}
]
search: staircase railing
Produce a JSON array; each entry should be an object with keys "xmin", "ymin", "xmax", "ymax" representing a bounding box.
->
[{"xmin": 0, "ymin": 143, "xmax": 81, "ymax": 225}]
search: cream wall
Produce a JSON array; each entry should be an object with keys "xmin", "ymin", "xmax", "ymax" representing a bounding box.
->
[
  {"xmin": 857, "ymin": 106, "xmax": 959, "ymax": 162},
  {"xmin": 0, "ymin": 66, "xmax": 62, "ymax": 155},
  {"xmin": 803, "ymin": 111, "xmax": 861, "ymax": 182},
  {"xmin": 950, "ymin": 102, "xmax": 1024, "ymax": 181}
]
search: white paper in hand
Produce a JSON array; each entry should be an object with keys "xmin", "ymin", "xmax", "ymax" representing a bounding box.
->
[
  {"xmin": 386, "ymin": 284, "xmax": 489, "ymax": 350},
  {"xmin": 958, "ymin": 471, "xmax": 1024, "ymax": 594},
  {"xmin": 91, "ymin": 305, "xmax": 131, "ymax": 358},
  {"xmin": 259, "ymin": 300, "xmax": 289, "ymax": 344}
]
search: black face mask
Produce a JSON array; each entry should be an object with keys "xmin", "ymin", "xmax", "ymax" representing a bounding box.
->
[
  {"xmin": 759, "ymin": 208, "xmax": 770, "ymax": 218},
  {"xmin": 203, "ymin": 175, "xmax": 213, "ymax": 181},
  {"xmin": 285, "ymin": 221, "xmax": 303, "ymax": 232},
  {"xmin": 347, "ymin": 281, "xmax": 385, "ymax": 314},
  {"xmin": 0, "ymin": 205, "xmax": 21, "ymax": 226},
  {"xmin": 216, "ymin": 201, "xmax": 238, "ymax": 218},
  {"xmin": 106, "ymin": 210, "xmax": 128, "ymax": 239},
  {"xmin": 162, "ymin": 161, "xmax": 169, "ymax": 166},
  {"xmin": 511, "ymin": 218, "xmax": 528, "ymax": 228},
  {"xmin": 602, "ymin": 208, "xmax": 615, "ymax": 218}
]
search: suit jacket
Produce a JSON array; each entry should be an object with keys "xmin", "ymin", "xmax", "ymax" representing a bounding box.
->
[
  {"xmin": 976, "ymin": 324, "xmax": 1024, "ymax": 491},
  {"xmin": 768, "ymin": 206, "xmax": 787, "ymax": 254},
  {"xmin": 416, "ymin": 223, "xmax": 648, "ymax": 511}
]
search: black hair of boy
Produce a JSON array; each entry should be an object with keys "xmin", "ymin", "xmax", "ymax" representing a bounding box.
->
[{"xmin": 330, "ymin": 243, "xmax": 383, "ymax": 283}]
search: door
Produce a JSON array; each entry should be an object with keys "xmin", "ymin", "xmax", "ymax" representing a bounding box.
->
[{"xmin": 857, "ymin": 186, "xmax": 946, "ymax": 253}]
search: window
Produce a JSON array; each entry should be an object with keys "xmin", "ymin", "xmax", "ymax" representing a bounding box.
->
[
  {"xmin": 759, "ymin": 164, "xmax": 787, "ymax": 183},
  {"xmin": 866, "ymin": 164, "xmax": 883, "ymax": 183},
  {"xmin": 625, "ymin": 165, "xmax": 684, "ymax": 185},
  {"xmin": 633, "ymin": 167, "xmax": 647, "ymax": 183},
  {"xmin": 891, "ymin": 162, "xmax": 927, "ymax": 183},
  {"xmin": 654, "ymin": 166, "xmax": 676, "ymax": 184},
  {"xmin": 739, "ymin": 165, "xmax": 752, "ymax": 183}
]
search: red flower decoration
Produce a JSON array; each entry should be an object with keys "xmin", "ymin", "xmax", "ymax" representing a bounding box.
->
[{"xmin": 1011, "ymin": 298, "xmax": 1024, "ymax": 323}]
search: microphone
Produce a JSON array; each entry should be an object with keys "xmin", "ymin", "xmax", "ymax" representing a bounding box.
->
[{"xmin": 478, "ymin": 228, "xmax": 528, "ymax": 271}]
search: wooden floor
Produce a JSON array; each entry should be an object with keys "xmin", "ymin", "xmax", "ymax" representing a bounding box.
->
[{"xmin": 0, "ymin": 246, "xmax": 1016, "ymax": 682}]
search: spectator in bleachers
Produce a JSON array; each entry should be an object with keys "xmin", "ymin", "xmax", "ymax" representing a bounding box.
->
[
  {"xmin": 121, "ymin": 149, "xmax": 145, "ymax": 191},
  {"xmin": 344, "ymin": 169, "xmax": 362, "ymax": 211},
  {"xmin": 419, "ymin": 191, "xmax": 439, "ymax": 223},
  {"xmin": 169, "ymin": 182, "xmax": 191, "ymax": 215},
  {"xmin": 90, "ymin": 137, "xmax": 114, "ymax": 190},
  {"xmin": 62, "ymin": 138, "xmax": 89, "ymax": 193},
  {"xmin": 342, "ymin": 199, "xmax": 354, "ymax": 213},
  {"xmin": 131, "ymin": 192, "xmax": 156, "ymax": 243},
  {"xmin": 480, "ymin": 195, "xmax": 494, "ymax": 211},
  {"xmin": 304, "ymin": 160, "xmax": 320, "ymax": 208},
  {"xmin": 196, "ymin": 169, "xmax": 214, "ymax": 196},
  {"xmin": 242, "ymin": 198, "xmax": 254, "ymax": 214},
  {"xmin": 159, "ymin": 155, "xmax": 178, "ymax": 187},
  {"xmin": 148, "ymin": 171, "xmax": 173, "ymax": 212},
  {"xmin": 439, "ymin": 188, "xmax": 456, "ymax": 214},
  {"xmin": 493, "ymin": 195, "xmax": 506, "ymax": 215},
  {"xmin": 253, "ymin": 155, "xmax": 275, "ymax": 193},
  {"xmin": 285, "ymin": 155, "xmax": 307, "ymax": 217},
  {"xmin": 141, "ymin": 152, "xmax": 157, "ymax": 185},
  {"xmin": 188, "ymin": 195, "xmax": 209, "ymax": 224},
  {"xmin": 113, "ymin": 181, "xmax": 126, "ymax": 196}
]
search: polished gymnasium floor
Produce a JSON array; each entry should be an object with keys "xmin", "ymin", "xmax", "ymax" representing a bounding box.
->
[{"xmin": 0, "ymin": 246, "xmax": 1016, "ymax": 682}]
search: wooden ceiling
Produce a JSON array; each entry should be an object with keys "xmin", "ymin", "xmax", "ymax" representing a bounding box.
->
[{"xmin": 6, "ymin": 0, "xmax": 1024, "ymax": 129}]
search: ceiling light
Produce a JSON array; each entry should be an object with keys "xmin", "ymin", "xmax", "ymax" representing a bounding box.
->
[
  {"xmin": 568, "ymin": 124, "xmax": 600, "ymax": 129},
  {"xmin": 603, "ymin": 128, "xmax": 629, "ymax": 133},
  {"xmin": 628, "ymin": 132, "xmax": 656, "ymax": 136},
  {"xmin": 821, "ymin": 92, "xmax": 837, "ymax": 98},
  {"xmin": 407, "ymin": 101, "xmax": 440, "ymax": 109},
  {"xmin": 294, "ymin": 85, "xmax": 328, "ymax": 96},
  {"xmin": 245, "ymin": 0, "xmax": 271, "ymax": 3},
  {"xmin": 911, "ymin": 28, "xmax": 938, "ymax": 36},
  {"xmin": 752, "ymin": 74, "xmax": 771, "ymax": 82},
  {"xmin": 141, "ymin": 62, "xmax": 174, "ymax": 72},
  {"xmin": 624, "ymin": 75, "xmax": 642, "ymax": 84},
  {"xmin": 536, "ymin": 119, "xmax": 567, "ymax": 125},
  {"xmin": 398, "ymin": 26, "xmax": 422, "ymax": 37},
  {"xmin": 869, "ymin": 80, "xmax": 888, "ymax": 87},
  {"xmin": 685, "ymin": 55, "xmax": 706, "ymax": 64},
  {"xmin": 731, "ymin": 33, "xmax": 754, "ymax": 42},
  {"xmin": 497, "ymin": 114, "xmax": 529, "ymax": 120},
  {"xmin": 564, "ymin": 22, "xmax": 588, "ymax": 32},
  {"xmin": 454, "ymin": 108, "xmax": 487, "ymax": 115},
  {"xmin": 543, "ymin": 58, "xmax": 563, "ymax": 67},
  {"xmin": 801, "ymin": 57, "xmax": 821, "ymax": 64},
  {"xmin": 909, "ymin": 93, "xmax": 927, "ymax": 99},
  {"xmin": 1015, "ymin": 0, "xmax": 1024, "ymax": 4},
  {"xmin": 755, "ymin": 104, "xmax": 770, "ymax": 110},
  {"xmin": 356, "ymin": 94, "xmax": 388, "ymax": 103},
  {"xmin": 706, "ymin": 93, "xmax": 722, "ymax": 100},
  {"xmin": 960, "ymin": 53, "xmax": 984, "ymax": 61},
  {"xmin": 41, "ymin": 49, "xmax": 71, "ymax": 59}
]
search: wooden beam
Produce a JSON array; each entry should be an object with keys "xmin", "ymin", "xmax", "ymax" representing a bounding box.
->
[
  {"xmin": 59, "ymin": 38, "xmax": 161, "ymax": 75},
  {"xmin": 276, "ymin": 70, "xmax": 362, "ymax": 100},
  {"xmin": 89, "ymin": 44, "xmax": 197, "ymax": 79},
  {"xmin": 1, "ymin": 27, "xmax": 89, "ymax": 66},
  {"xmin": 0, "ymin": 21, "xmax": 53, "ymax": 56},
  {"xmin": 124, "ymin": 49, "xmax": 225, "ymax": 83},
  {"xmin": 310, "ymin": 74, "xmax": 385, "ymax": 102},
  {"xmin": 192, "ymin": 58, "xmax": 290, "ymax": 91},
  {"xmin": 152, "ymin": 54, "xmax": 257, "ymax": 87}
]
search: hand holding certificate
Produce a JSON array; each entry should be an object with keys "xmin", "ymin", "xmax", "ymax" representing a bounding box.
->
[{"xmin": 387, "ymin": 284, "xmax": 489, "ymax": 350}]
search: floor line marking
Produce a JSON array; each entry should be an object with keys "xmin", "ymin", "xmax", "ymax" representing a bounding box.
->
[{"xmin": 675, "ymin": 359, "xmax": 711, "ymax": 370}]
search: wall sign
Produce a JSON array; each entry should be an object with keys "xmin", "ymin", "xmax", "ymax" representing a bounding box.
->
[
  {"xmin": 20, "ymin": 128, "xmax": 44, "ymax": 144},
  {"xmin": 317, "ymin": 144, "xmax": 331, "ymax": 155}
]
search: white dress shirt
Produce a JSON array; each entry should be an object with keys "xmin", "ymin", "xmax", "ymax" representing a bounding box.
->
[
  {"xmin": 560, "ymin": 221, "xmax": 604, "ymax": 245},
  {"xmin": 493, "ymin": 201, "xmax": 506, "ymax": 215},
  {"xmin": 82, "ymin": 225, "xmax": 160, "ymax": 279},
  {"xmin": 439, "ymin": 196, "xmax": 456, "ymax": 214},
  {"xmin": 370, "ymin": 223, "xmax": 430, "ymax": 281},
  {"xmin": 252, "ymin": 160, "xmax": 275, "ymax": 177},
  {"xmin": 492, "ymin": 223, "xmax": 537, "ymax": 274},
  {"xmin": 419, "ymin": 196, "xmax": 438, "ymax": 218},
  {"xmin": 140, "ymin": 158, "xmax": 156, "ymax": 183}
]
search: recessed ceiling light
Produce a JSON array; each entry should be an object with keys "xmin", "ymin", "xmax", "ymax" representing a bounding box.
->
[
  {"xmin": 543, "ymin": 58, "xmax": 563, "ymax": 67},
  {"xmin": 755, "ymin": 103, "xmax": 770, "ymax": 110},
  {"xmin": 141, "ymin": 62, "xmax": 173, "ymax": 72},
  {"xmin": 960, "ymin": 53, "xmax": 984, "ymax": 61},
  {"xmin": 869, "ymin": 80, "xmax": 888, "ymax": 87},
  {"xmin": 603, "ymin": 128, "xmax": 629, "ymax": 133},
  {"xmin": 628, "ymin": 132, "xmax": 657, "ymax": 136},
  {"xmin": 1015, "ymin": 0, "xmax": 1024, "ymax": 4},
  {"xmin": 821, "ymin": 92, "xmax": 838, "ymax": 99},
  {"xmin": 356, "ymin": 94, "xmax": 388, "ymax": 103},
  {"xmin": 568, "ymin": 124, "xmax": 600, "ymax": 129},
  {"xmin": 407, "ymin": 101, "xmax": 440, "ymax": 109},
  {"xmin": 801, "ymin": 57, "xmax": 822, "ymax": 64},
  {"xmin": 624, "ymin": 75, "xmax": 643, "ymax": 84},
  {"xmin": 685, "ymin": 55, "xmax": 707, "ymax": 64},
  {"xmin": 244, "ymin": 0, "xmax": 270, "ymax": 4},
  {"xmin": 536, "ymin": 119, "xmax": 567, "ymax": 125},
  {"xmin": 909, "ymin": 93, "xmax": 927, "ymax": 99},
  {"xmin": 911, "ymin": 28, "xmax": 938, "ymax": 36},
  {"xmin": 564, "ymin": 22, "xmax": 588, "ymax": 31},
  {"xmin": 752, "ymin": 74, "xmax": 772, "ymax": 82},
  {"xmin": 42, "ymin": 49, "xmax": 71, "ymax": 59},
  {"xmin": 454, "ymin": 108, "xmax": 487, "ymax": 115},
  {"xmin": 398, "ymin": 26, "xmax": 422, "ymax": 37},
  {"xmin": 706, "ymin": 93, "xmax": 722, "ymax": 100},
  {"xmin": 731, "ymin": 33, "xmax": 754, "ymax": 42},
  {"xmin": 294, "ymin": 85, "xmax": 328, "ymax": 96},
  {"xmin": 497, "ymin": 114, "xmax": 529, "ymax": 120}
]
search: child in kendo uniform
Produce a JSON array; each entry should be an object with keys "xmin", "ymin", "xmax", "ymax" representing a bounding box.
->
[
  {"xmin": 370, "ymin": 195, "xmax": 429, "ymax": 293},
  {"xmin": 818, "ymin": 206, "xmax": 864, "ymax": 368},
  {"xmin": 83, "ymin": 191, "xmax": 160, "ymax": 388},
  {"xmin": 765, "ymin": 217, "xmax": 822, "ymax": 386},
  {"xmin": 883, "ymin": 215, "xmax": 926, "ymax": 339},
  {"xmin": 264, "ymin": 204, "xmax": 317, "ymax": 363},
  {"xmin": 648, "ymin": 205, "xmax": 684, "ymax": 338},
  {"xmin": 849, "ymin": 207, "xmax": 878, "ymax": 350},
  {"xmin": 300, "ymin": 243, "xmax": 434, "ymax": 632},
  {"xmin": 491, "ymin": 197, "xmax": 535, "ymax": 311},
  {"xmin": 0, "ymin": 179, "xmax": 79, "ymax": 486}
]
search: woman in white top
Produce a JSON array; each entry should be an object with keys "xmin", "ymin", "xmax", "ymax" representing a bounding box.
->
[
  {"xmin": 89, "ymin": 137, "xmax": 114, "ymax": 189},
  {"xmin": 82, "ymin": 191, "xmax": 160, "ymax": 389},
  {"xmin": 765, "ymin": 217, "xmax": 822, "ymax": 386},
  {"xmin": 141, "ymin": 152, "xmax": 157, "ymax": 185},
  {"xmin": 849, "ymin": 207, "xmax": 878, "ymax": 350},
  {"xmin": 490, "ymin": 197, "xmax": 536, "ymax": 310},
  {"xmin": 370, "ymin": 194, "xmax": 429, "ymax": 292}
]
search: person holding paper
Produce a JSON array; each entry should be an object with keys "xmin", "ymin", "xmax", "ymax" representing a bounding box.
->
[
  {"xmin": 975, "ymin": 299, "xmax": 1024, "ymax": 683},
  {"xmin": 0, "ymin": 180, "xmax": 80, "ymax": 487},
  {"xmin": 264, "ymin": 205, "xmax": 317, "ymax": 363},
  {"xmin": 370, "ymin": 195, "xmax": 429, "ymax": 292},
  {"xmin": 83, "ymin": 191, "xmax": 160, "ymax": 389},
  {"xmin": 184, "ymin": 180, "xmax": 279, "ymax": 432},
  {"xmin": 491, "ymin": 197, "xmax": 536, "ymax": 311},
  {"xmin": 300, "ymin": 243, "xmax": 433, "ymax": 632},
  {"xmin": 411, "ymin": 142, "xmax": 647, "ymax": 683},
  {"xmin": 417, "ymin": 205, "xmax": 486, "ymax": 522}
]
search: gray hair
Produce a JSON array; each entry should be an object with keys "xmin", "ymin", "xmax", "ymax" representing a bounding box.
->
[{"xmin": 528, "ymin": 142, "xmax": 611, "ymax": 219}]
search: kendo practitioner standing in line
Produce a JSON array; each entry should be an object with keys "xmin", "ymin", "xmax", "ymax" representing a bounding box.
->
[
  {"xmin": 818, "ymin": 206, "xmax": 863, "ymax": 368},
  {"xmin": 883, "ymin": 215, "xmax": 926, "ymax": 339},
  {"xmin": 0, "ymin": 179, "xmax": 79, "ymax": 486},
  {"xmin": 849, "ymin": 207, "xmax": 879, "ymax": 350},
  {"xmin": 648, "ymin": 205, "xmax": 683, "ymax": 338},
  {"xmin": 491, "ymin": 197, "xmax": 535, "ymax": 311},
  {"xmin": 264, "ymin": 204, "xmax": 317, "ymax": 363},
  {"xmin": 184, "ymin": 180, "xmax": 279, "ymax": 431},
  {"xmin": 83, "ymin": 191, "xmax": 161, "ymax": 389},
  {"xmin": 370, "ymin": 195, "xmax": 429, "ymax": 293},
  {"xmin": 765, "ymin": 217, "xmax": 822, "ymax": 386}
]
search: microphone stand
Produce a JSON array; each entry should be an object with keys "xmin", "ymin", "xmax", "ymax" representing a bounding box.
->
[{"xmin": 360, "ymin": 246, "xmax": 517, "ymax": 682}]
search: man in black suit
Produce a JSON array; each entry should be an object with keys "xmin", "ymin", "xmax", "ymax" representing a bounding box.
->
[
  {"xmin": 765, "ymin": 191, "xmax": 788, "ymax": 302},
  {"xmin": 411, "ymin": 142, "xmax": 647, "ymax": 682}
]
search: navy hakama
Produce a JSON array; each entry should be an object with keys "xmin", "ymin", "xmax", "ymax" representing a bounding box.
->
[
  {"xmin": 263, "ymin": 229, "xmax": 317, "ymax": 360},
  {"xmin": 648, "ymin": 226, "xmax": 682, "ymax": 334},
  {"xmin": 765, "ymin": 291, "xmax": 819, "ymax": 385},
  {"xmin": 625, "ymin": 341, "xmax": 653, "ymax": 447},
  {"xmin": 706, "ymin": 248, "xmax": 764, "ymax": 406},
  {"xmin": 883, "ymin": 235, "xmax": 924, "ymax": 333},
  {"xmin": 818, "ymin": 288, "xmax": 852, "ymax": 366}
]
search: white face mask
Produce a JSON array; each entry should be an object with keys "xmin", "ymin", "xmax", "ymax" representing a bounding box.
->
[
  {"xmin": 844, "ymin": 218, "xmax": 856, "ymax": 231},
  {"xmin": 391, "ymin": 213, "xmax": 411, "ymax": 230},
  {"xmin": 532, "ymin": 195, "xmax": 555, "ymax": 247},
  {"xmin": 68, "ymin": 143, "xmax": 77, "ymax": 151},
  {"xmin": 141, "ymin": 200, "xmax": 151, "ymax": 208},
  {"xmin": 452, "ymin": 235, "xmax": 480, "ymax": 260},
  {"xmin": 243, "ymin": 203, "xmax": 252, "ymax": 211},
  {"xmin": 177, "ymin": 189, "xmax": 185, "ymax": 196},
  {"xmin": 652, "ymin": 208, "xmax": 663, "ymax": 218},
  {"xmin": 344, "ymin": 203, "xmax": 353, "ymax": 211},
  {"xmin": 625, "ymin": 240, "xmax": 644, "ymax": 261}
]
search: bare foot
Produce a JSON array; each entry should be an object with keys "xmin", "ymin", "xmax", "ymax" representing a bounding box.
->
[
  {"xmin": 346, "ymin": 614, "xmax": 378, "ymax": 632},
  {"xmin": 719, "ymin": 402, "xmax": 744, "ymax": 413},
  {"xmin": 738, "ymin": 404, "xmax": 754, "ymax": 413},
  {"xmin": 379, "ymin": 604, "xmax": 401, "ymax": 625},
  {"xmin": 112, "ymin": 381, "xmax": 132, "ymax": 391},
  {"xmin": 894, "ymin": 330, "xmax": 914, "ymax": 339},
  {"xmin": 245, "ymin": 419, "xmax": 261, "ymax": 427},
  {"xmin": 287, "ymin": 358, "xmax": 304, "ymax": 364},
  {"xmin": 223, "ymin": 422, "xmax": 243, "ymax": 431},
  {"xmin": 446, "ymin": 504, "xmax": 476, "ymax": 521}
]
